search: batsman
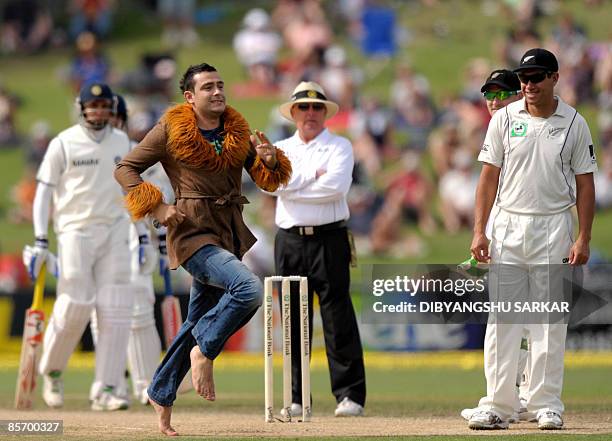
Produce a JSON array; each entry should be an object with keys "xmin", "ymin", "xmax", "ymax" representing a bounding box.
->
[
  {"xmin": 24, "ymin": 82, "xmax": 134, "ymax": 411},
  {"xmin": 114, "ymin": 62, "xmax": 291, "ymax": 436}
]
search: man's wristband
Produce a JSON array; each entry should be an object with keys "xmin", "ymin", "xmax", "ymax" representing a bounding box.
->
[
  {"xmin": 138, "ymin": 234, "xmax": 150, "ymax": 245},
  {"xmin": 35, "ymin": 237, "xmax": 49, "ymax": 249}
]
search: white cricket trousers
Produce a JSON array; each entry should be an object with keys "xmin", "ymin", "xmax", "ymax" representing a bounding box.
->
[
  {"xmin": 39, "ymin": 217, "xmax": 133, "ymax": 391},
  {"xmin": 479, "ymin": 208, "xmax": 573, "ymax": 419}
]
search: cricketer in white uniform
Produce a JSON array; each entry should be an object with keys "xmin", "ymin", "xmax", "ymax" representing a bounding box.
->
[
  {"xmin": 461, "ymin": 69, "xmax": 531, "ymax": 423},
  {"xmin": 25, "ymin": 83, "xmax": 134, "ymax": 411},
  {"xmin": 88, "ymin": 94, "xmax": 175, "ymax": 405},
  {"xmin": 468, "ymin": 49, "xmax": 597, "ymax": 430}
]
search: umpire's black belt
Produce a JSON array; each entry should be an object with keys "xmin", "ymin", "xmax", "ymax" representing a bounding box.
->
[{"xmin": 282, "ymin": 220, "xmax": 347, "ymax": 236}]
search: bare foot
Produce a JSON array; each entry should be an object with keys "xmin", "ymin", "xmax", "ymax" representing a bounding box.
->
[
  {"xmin": 149, "ymin": 398, "xmax": 178, "ymax": 436},
  {"xmin": 190, "ymin": 345, "xmax": 215, "ymax": 401}
]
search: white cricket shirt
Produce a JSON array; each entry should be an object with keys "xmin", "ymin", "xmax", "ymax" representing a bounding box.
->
[
  {"xmin": 478, "ymin": 97, "xmax": 597, "ymax": 215},
  {"xmin": 37, "ymin": 124, "xmax": 131, "ymax": 233},
  {"xmin": 271, "ymin": 128, "xmax": 353, "ymax": 228}
]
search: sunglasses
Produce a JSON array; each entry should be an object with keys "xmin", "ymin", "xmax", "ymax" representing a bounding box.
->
[
  {"xmin": 483, "ymin": 90, "xmax": 519, "ymax": 101},
  {"xmin": 517, "ymin": 71, "xmax": 551, "ymax": 84},
  {"xmin": 296, "ymin": 103, "xmax": 325, "ymax": 111}
]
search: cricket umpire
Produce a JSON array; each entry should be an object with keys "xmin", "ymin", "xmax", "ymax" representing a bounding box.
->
[
  {"xmin": 468, "ymin": 48, "xmax": 597, "ymax": 430},
  {"xmin": 269, "ymin": 81, "xmax": 366, "ymax": 417}
]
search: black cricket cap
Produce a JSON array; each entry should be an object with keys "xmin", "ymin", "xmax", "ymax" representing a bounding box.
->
[
  {"xmin": 481, "ymin": 69, "xmax": 521, "ymax": 92},
  {"xmin": 114, "ymin": 94, "xmax": 127, "ymax": 121},
  {"xmin": 514, "ymin": 48, "xmax": 559, "ymax": 73}
]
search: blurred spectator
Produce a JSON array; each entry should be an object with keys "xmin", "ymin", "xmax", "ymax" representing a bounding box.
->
[
  {"xmin": 390, "ymin": 62, "xmax": 436, "ymax": 149},
  {"xmin": 232, "ymin": 8, "xmax": 282, "ymax": 96},
  {"xmin": 385, "ymin": 151, "xmax": 436, "ymax": 234},
  {"xmin": 358, "ymin": 0, "xmax": 397, "ymax": 58},
  {"xmin": 9, "ymin": 120, "xmax": 52, "ymax": 224},
  {"xmin": 68, "ymin": 0, "xmax": 115, "ymax": 40},
  {"xmin": 551, "ymin": 12, "xmax": 587, "ymax": 50},
  {"xmin": 0, "ymin": 83, "xmax": 20, "ymax": 147},
  {"xmin": 24, "ymin": 120, "xmax": 51, "ymax": 169},
  {"xmin": 282, "ymin": 6, "xmax": 332, "ymax": 77},
  {"xmin": 347, "ymin": 161, "xmax": 384, "ymax": 238},
  {"xmin": 318, "ymin": 45, "xmax": 362, "ymax": 108},
  {"xmin": 158, "ymin": 0, "xmax": 199, "ymax": 48},
  {"xmin": 594, "ymin": 150, "xmax": 612, "ymax": 210},
  {"xmin": 68, "ymin": 31, "xmax": 111, "ymax": 93},
  {"xmin": 350, "ymin": 96, "xmax": 395, "ymax": 167},
  {"xmin": 272, "ymin": 0, "xmax": 327, "ymax": 34},
  {"xmin": 438, "ymin": 149, "xmax": 478, "ymax": 233},
  {"xmin": 497, "ymin": 24, "xmax": 540, "ymax": 67},
  {"xmin": 368, "ymin": 185, "xmax": 425, "ymax": 257},
  {"xmin": 427, "ymin": 117, "xmax": 463, "ymax": 179},
  {"xmin": 0, "ymin": 0, "xmax": 53, "ymax": 54},
  {"xmin": 119, "ymin": 52, "xmax": 176, "ymax": 137},
  {"xmin": 317, "ymin": 45, "xmax": 362, "ymax": 133}
]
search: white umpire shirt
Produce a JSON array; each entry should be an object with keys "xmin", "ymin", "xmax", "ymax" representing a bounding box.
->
[
  {"xmin": 271, "ymin": 128, "xmax": 354, "ymax": 228},
  {"xmin": 479, "ymin": 96, "xmax": 598, "ymax": 215},
  {"xmin": 37, "ymin": 124, "xmax": 131, "ymax": 233}
]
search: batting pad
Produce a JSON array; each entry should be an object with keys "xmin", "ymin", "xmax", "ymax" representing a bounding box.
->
[
  {"xmin": 127, "ymin": 285, "xmax": 161, "ymax": 397},
  {"xmin": 39, "ymin": 294, "xmax": 93, "ymax": 375},
  {"xmin": 94, "ymin": 284, "xmax": 134, "ymax": 390}
]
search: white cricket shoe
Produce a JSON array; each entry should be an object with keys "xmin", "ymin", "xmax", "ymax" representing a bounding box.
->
[
  {"xmin": 280, "ymin": 402, "xmax": 302, "ymax": 419},
  {"xmin": 334, "ymin": 397, "xmax": 364, "ymax": 417},
  {"xmin": 138, "ymin": 388, "xmax": 150, "ymax": 406},
  {"xmin": 91, "ymin": 387, "xmax": 129, "ymax": 411},
  {"xmin": 461, "ymin": 407, "xmax": 518, "ymax": 423},
  {"xmin": 537, "ymin": 409, "xmax": 563, "ymax": 430},
  {"xmin": 468, "ymin": 410, "xmax": 509, "ymax": 430},
  {"xmin": 42, "ymin": 370, "xmax": 64, "ymax": 408}
]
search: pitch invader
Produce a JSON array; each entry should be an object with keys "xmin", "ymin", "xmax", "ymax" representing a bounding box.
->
[{"xmin": 25, "ymin": 82, "xmax": 134, "ymax": 411}]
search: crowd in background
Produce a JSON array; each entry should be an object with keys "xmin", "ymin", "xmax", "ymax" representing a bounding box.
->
[{"xmin": 1, "ymin": 0, "xmax": 611, "ymax": 260}]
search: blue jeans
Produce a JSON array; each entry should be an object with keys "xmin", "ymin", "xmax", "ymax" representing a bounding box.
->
[{"xmin": 147, "ymin": 245, "xmax": 262, "ymax": 406}]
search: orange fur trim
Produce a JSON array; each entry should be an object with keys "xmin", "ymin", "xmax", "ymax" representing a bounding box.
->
[
  {"xmin": 124, "ymin": 181, "xmax": 163, "ymax": 220},
  {"xmin": 163, "ymin": 104, "xmax": 251, "ymax": 171},
  {"xmin": 250, "ymin": 148, "xmax": 292, "ymax": 191}
]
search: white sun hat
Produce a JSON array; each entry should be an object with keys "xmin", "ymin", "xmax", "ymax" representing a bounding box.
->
[{"xmin": 279, "ymin": 81, "xmax": 339, "ymax": 122}]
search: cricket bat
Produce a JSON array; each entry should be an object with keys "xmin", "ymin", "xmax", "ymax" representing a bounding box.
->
[
  {"xmin": 160, "ymin": 269, "xmax": 193, "ymax": 393},
  {"xmin": 14, "ymin": 263, "xmax": 46, "ymax": 409},
  {"xmin": 160, "ymin": 269, "xmax": 182, "ymax": 349}
]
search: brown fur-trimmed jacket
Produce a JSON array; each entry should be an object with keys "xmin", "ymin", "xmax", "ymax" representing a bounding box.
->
[{"xmin": 114, "ymin": 103, "xmax": 291, "ymax": 269}]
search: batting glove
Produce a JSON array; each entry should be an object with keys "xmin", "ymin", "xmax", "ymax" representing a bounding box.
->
[
  {"xmin": 22, "ymin": 237, "xmax": 59, "ymax": 281},
  {"xmin": 158, "ymin": 234, "xmax": 170, "ymax": 276},
  {"xmin": 138, "ymin": 234, "xmax": 157, "ymax": 275}
]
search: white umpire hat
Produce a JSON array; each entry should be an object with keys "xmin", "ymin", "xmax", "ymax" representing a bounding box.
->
[{"xmin": 279, "ymin": 81, "xmax": 339, "ymax": 122}]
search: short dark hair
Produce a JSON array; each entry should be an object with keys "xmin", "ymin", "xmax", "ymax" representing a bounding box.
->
[{"xmin": 179, "ymin": 63, "xmax": 217, "ymax": 93}]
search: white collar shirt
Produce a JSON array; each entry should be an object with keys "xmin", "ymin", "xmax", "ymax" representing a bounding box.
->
[
  {"xmin": 478, "ymin": 96, "xmax": 597, "ymax": 215},
  {"xmin": 271, "ymin": 128, "xmax": 354, "ymax": 228}
]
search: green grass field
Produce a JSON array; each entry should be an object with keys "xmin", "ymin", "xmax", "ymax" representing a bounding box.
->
[{"xmin": 1, "ymin": 351, "xmax": 611, "ymax": 440}]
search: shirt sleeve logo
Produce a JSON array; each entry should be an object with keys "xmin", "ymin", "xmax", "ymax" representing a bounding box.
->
[
  {"xmin": 589, "ymin": 144, "xmax": 596, "ymax": 163},
  {"xmin": 510, "ymin": 121, "xmax": 528, "ymax": 137}
]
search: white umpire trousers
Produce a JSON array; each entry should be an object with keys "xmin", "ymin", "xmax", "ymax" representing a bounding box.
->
[{"xmin": 479, "ymin": 208, "xmax": 573, "ymax": 419}]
